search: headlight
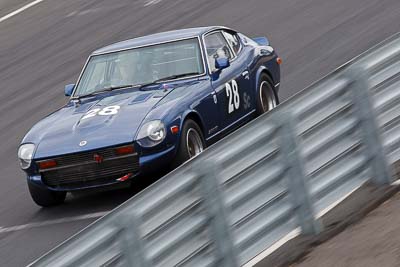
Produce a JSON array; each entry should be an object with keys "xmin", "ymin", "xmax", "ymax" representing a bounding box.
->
[
  {"xmin": 18, "ymin": 144, "xmax": 35, "ymax": 169},
  {"xmin": 137, "ymin": 120, "xmax": 166, "ymax": 147}
]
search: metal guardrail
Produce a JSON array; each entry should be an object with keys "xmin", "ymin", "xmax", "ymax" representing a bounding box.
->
[{"xmin": 31, "ymin": 33, "xmax": 400, "ymax": 267}]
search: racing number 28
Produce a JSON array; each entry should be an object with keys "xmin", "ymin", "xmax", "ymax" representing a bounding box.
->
[
  {"xmin": 82, "ymin": 105, "xmax": 120, "ymax": 120},
  {"xmin": 225, "ymin": 80, "xmax": 240, "ymax": 114}
]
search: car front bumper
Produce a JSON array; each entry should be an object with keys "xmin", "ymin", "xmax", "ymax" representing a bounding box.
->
[{"xmin": 27, "ymin": 144, "xmax": 176, "ymax": 192}]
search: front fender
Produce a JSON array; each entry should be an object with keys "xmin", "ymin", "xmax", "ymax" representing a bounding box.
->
[{"xmin": 180, "ymin": 110, "xmax": 206, "ymax": 136}]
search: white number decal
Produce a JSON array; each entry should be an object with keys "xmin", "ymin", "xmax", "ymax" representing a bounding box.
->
[
  {"xmin": 81, "ymin": 108, "xmax": 100, "ymax": 120},
  {"xmin": 232, "ymin": 80, "xmax": 240, "ymax": 109},
  {"xmin": 226, "ymin": 82, "xmax": 234, "ymax": 114},
  {"xmin": 98, "ymin": 105, "xmax": 120, "ymax": 116},
  {"xmin": 225, "ymin": 80, "xmax": 240, "ymax": 114},
  {"xmin": 81, "ymin": 106, "xmax": 120, "ymax": 120}
]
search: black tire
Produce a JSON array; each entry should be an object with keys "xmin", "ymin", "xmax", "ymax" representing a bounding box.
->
[
  {"xmin": 172, "ymin": 119, "xmax": 206, "ymax": 168},
  {"xmin": 28, "ymin": 181, "xmax": 66, "ymax": 207},
  {"xmin": 256, "ymin": 73, "xmax": 278, "ymax": 115}
]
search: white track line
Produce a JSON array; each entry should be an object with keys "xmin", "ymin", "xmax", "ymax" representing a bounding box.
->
[
  {"xmin": 0, "ymin": 0, "xmax": 45, "ymax": 23},
  {"xmin": 144, "ymin": 0, "xmax": 162, "ymax": 7},
  {"xmin": 0, "ymin": 211, "xmax": 108, "ymax": 234},
  {"xmin": 391, "ymin": 179, "xmax": 400, "ymax": 185},
  {"xmin": 242, "ymin": 228, "xmax": 301, "ymax": 267},
  {"xmin": 316, "ymin": 182, "xmax": 366, "ymax": 219}
]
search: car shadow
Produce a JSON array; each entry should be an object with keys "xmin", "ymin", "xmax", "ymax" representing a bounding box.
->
[{"xmin": 32, "ymin": 174, "xmax": 161, "ymax": 221}]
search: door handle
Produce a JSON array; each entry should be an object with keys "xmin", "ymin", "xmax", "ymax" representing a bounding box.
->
[
  {"xmin": 211, "ymin": 91, "xmax": 218, "ymax": 104},
  {"xmin": 241, "ymin": 70, "xmax": 250, "ymax": 79}
]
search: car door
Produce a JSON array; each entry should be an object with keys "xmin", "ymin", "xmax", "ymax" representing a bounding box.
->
[
  {"xmin": 222, "ymin": 30, "xmax": 257, "ymax": 112},
  {"xmin": 204, "ymin": 31, "xmax": 253, "ymax": 134}
]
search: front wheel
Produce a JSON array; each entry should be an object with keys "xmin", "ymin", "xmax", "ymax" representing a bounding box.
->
[
  {"xmin": 256, "ymin": 74, "xmax": 277, "ymax": 115},
  {"xmin": 28, "ymin": 181, "xmax": 66, "ymax": 207},
  {"xmin": 172, "ymin": 119, "xmax": 206, "ymax": 168}
]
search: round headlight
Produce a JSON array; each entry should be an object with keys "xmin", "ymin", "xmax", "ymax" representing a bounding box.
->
[
  {"xmin": 137, "ymin": 120, "xmax": 166, "ymax": 147},
  {"xmin": 18, "ymin": 144, "xmax": 35, "ymax": 169}
]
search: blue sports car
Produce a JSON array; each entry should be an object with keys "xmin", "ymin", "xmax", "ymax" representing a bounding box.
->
[{"xmin": 18, "ymin": 26, "xmax": 281, "ymax": 206}]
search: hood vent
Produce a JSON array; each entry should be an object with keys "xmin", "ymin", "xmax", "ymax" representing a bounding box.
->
[{"xmin": 130, "ymin": 93, "xmax": 153, "ymax": 104}]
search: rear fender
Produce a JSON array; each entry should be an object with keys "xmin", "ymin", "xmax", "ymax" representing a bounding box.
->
[
  {"xmin": 252, "ymin": 36, "xmax": 270, "ymax": 46},
  {"xmin": 255, "ymin": 66, "xmax": 279, "ymax": 103}
]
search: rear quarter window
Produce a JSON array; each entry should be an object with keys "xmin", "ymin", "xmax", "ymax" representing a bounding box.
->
[{"xmin": 223, "ymin": 31, "xmax": 242, "ymax": 55}]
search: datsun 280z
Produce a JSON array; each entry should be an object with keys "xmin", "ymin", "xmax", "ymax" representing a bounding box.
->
[{"xmin": 18, "ymin": 26, "xmax": 281, "ymax": 206}]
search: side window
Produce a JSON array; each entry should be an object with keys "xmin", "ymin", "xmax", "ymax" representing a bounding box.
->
[
  {"xmin": 238, "ymin": 33, "xmax": 258, "ymax": 47},
  {"xmin": 204, "ymin": 32, "xmax": 232, "ymax": 71},
  {"xmin": 223, "ymin": 31, "xmax": 242, "ymax": 55}
]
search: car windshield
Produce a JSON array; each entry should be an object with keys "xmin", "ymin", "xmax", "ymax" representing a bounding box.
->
[{"xmin": 73, "ymin": 38, "xmax": 204, "ymax": 97}]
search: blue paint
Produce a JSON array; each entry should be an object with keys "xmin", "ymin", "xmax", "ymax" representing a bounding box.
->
[
  {"xmin": 252, "ymin": 36, "xmax": 270, "ymax": 46},
  {"xmin": 64, "ymin": 84, "xmax": 75, "ymax": 96}
]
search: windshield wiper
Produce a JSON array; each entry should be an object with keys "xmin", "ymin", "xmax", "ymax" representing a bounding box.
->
[
  {"xmin": 100, "ymin": 84, "xmax": 134, "ymax": 91},
  {"xmin": 154, "ymin": 72, "xmax": 201, "ymax": 83},
  {"xmin": 74, "ymin": 84, "xmax": 134, "ymax": 99},
  {"xmin": 138, "ymin": 72, "xmax": 201, "ymax": 91}
]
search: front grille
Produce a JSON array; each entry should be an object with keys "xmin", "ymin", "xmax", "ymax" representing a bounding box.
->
[
  {"xmin": 37, "ymin": 145, "xmax": 139, "ymax": 189},
  {"xmin": 45, "ymin": 147, "xmax": 123, "ymax": 167}
]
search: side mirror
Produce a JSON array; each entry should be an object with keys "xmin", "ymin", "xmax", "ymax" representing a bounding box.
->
[
  {"xmin": 215, "ymin": 57, "xmax": 230, "ymax": 70},
  {"xmin": 252, "ymin": 36, "xmax": 270, "ymax": 46},
  {"xmin": 64, "ymin": 84, "xmax": 75, "ymax": 97}
]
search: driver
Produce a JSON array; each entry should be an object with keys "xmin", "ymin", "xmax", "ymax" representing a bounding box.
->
[{"xmin": 113, "ymin": 56, "xmax": 133, "ymax": 85}]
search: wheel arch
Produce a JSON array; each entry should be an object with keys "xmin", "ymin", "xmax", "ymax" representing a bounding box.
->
[
  {"xmin": 255, "ymin": 66, "xmax": 279, "ymax": 104},
  {"xmin": 181, "ymin": 110, "xmax": 205, "ymax": 137}
]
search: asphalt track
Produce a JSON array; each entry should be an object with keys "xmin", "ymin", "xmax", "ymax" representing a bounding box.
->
[
  {"xmin": 0, "ymin": 0, "xmax": 399, "ymax": 266},
  {"xmin": 292, "ymin": 192, "xmax": 400, "ymax": 267}
]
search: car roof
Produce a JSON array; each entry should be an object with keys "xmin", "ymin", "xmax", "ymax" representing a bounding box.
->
[{"xmin": 92, "ymin": 26, "xmax": 229, "ymax": 55}]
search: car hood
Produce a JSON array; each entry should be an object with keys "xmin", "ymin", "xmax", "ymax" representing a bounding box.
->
[{"xmin": 26, "ymin": 89, "xmax": 167, "ymax": 159}]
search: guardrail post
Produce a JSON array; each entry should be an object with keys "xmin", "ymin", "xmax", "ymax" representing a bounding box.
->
[
  {"xmin": 345, "ymin": 65, "xmax": 393, "ymax": 185},
  {"xmin": 117, "ymin": 212, "xmax": 151, "ymax": 267},
  {"xmin": 196, "ymin": 161, "xmax": 239, "ymax": 267},
  {"xmin": 276, "ymin": 113, "xmax": 322, "ymax": 235}
]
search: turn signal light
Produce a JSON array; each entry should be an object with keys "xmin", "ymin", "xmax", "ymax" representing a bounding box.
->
[
  {"xmin": 276, "ymin": 57, "xmax": 282, "ymax": 65},
  {"xmin": 115, "ymin": 145, "xmax": 134, "ymax": 155},
  {"xmin": 38, "ymin": 159, "xmax": 57, "ymax": 169},
  {"xmin": 171, "ymin": 126, "xmax": 179, "ymax": 134}
]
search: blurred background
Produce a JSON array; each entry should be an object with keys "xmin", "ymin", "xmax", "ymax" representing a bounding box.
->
[{"xmin": 1, "ymin": 0, "xmax": 400, "ymax": 266}]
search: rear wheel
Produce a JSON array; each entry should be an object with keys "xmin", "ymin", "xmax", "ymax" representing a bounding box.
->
[
  {"xmin": 172, "ymin": 119, "xmax": 205, "ymax": 168},
  {"xmin": 28, "ymin": 181, "xmax": 66, "ymax": 207},
  {"xmin": 256, "ymin": 74, "xmax": 277, "ymax": 115}
]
